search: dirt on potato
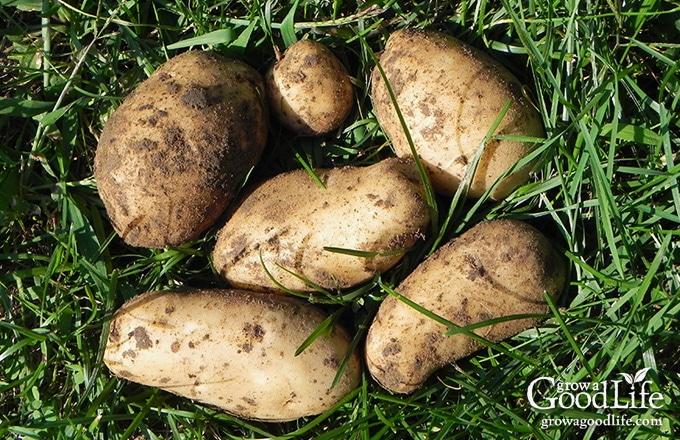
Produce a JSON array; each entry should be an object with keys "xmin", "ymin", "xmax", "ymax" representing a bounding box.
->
[{"xmin": 95, "ymin": 51, "xmax": 268, "ymax": 248}]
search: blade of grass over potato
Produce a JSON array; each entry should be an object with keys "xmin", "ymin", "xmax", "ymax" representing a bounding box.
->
[
  {"xmin": 361, "ymin": 33, "xmax": 439, "ymax": 234},
  {"xmin": 377, "ymin": 280, "xmax": 544, "ymax": 369},
  {"xmin": 257, "ymin": 248, "xmax": 337, "ymax": 301},
  {"xmin": 431, "ymin": 99, "xmax": 514, "ymax": 250},
  {"xmin": 295, "ymin": 307, "xmax": 343, "ymax": 357},
  {"xmin": 322, "ymin": 246, "xmax": 414, "ymax": 258},
  {"xmin": 295, "ymin": 150, "xmax": 327, "ymax": 189},
  {"xmin": 293, "ymin": 305, "xmax": 364, "ymax": 391}
]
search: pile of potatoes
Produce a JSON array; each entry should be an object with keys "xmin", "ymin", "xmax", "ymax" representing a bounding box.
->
[{"xmin": 96, "ymin": 28, "xmax": 566, "ymax": 422}]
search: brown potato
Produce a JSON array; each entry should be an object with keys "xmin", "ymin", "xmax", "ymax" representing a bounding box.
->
[
  {"xmin": 364, "ymin": 219, "xmax": 566, "ymax": 394},
  {"xmin": 212, "ymin": 158, "xmax": 430, "ymax": 293},
  {"xmin": 371, "ymin": 29, "xmax": 545, "ymax": 199},
  {"xmin": 104, "ymin": 289, "xmax": 361, "ymax": 422},
  {"xmin": 265, "ymin": 39, "xmax": 354, "ymax": 136},
  {"xmin": 95, "ymin": 50, "xmax": 267, "ymax": 248}
]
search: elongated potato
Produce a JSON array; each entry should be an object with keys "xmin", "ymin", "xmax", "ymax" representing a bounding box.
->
[
  {"xmin": 104, "ymin": 289, "xmax": 361, "ymax": 422},
  {"xmin": 95, "ymin": 51, "xmax": 267, "ymax": 248},
  {"xmin": 212, "ymin": 158, "xmax": 431, "ymax": 293},
  {"xmin": 371, "ymin": 29, "xmax": 545, "ymax": 199},
  {"xmin": 365, "ymin": 219, "xmax": 566, "ymax": 394}
]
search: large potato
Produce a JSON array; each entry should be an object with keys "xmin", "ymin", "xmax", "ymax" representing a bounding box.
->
[
  {"xmin": 213, "ymin": 158, "xmax": 430, "ymax": 292},
  {"xmin": 365, "ymin": 219, "xmax": 566, "ymax": 394},
  {"xmin": 371, "ymin": 29, "xmax": 545, "ymax": 199},
  {"xmin": 265, "ymin": 39, "xmax": 354, "ymax": 136},
  {"xmin": 95, "ymin": 50, "xmax": 267, "ymax": 248},
  {"xmin": 104, "ymin": 289, "xmax": 361, "ymax": 422}
]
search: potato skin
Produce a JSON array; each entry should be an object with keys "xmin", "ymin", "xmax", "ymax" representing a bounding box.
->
[
  {"xmin": 104, "ymin": 289, "xmax": 361, "ymax": 422},
  {"xmin": 265, "ymin": 40, "xmax": 354, "ymax": 136},
  {"xmin": 371, "ymin": 29, "xmax": 545, "ymax": 199},
  {"xmin": 365, "ymin": 219, "xmax": 566, "ymax": 394},
  {"xmin": 213, "ymin": 158, "xmax": 430, "ymax": 292},
  {"xmin": 95, "ymin": 51, "xmax": 267, "ymax": 248}
]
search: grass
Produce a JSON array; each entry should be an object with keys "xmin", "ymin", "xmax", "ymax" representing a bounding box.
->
[{"xmin": 1, "ymin": 0, "xmax": 679, "ymax": 438}]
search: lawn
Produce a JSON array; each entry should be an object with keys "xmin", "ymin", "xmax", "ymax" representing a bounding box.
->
[{"xmin": 1, "ymin": 0, "xmax": 679, "ymax": 439}]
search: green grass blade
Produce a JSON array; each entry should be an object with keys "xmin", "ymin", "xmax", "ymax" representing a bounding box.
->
[
  {"xmin": 280, "ymin": 0, "xmax": 299, "ymax": 47},
  {"xmin": 166, "ymin": 28, "xmax": 235, "ymax": 49},
  {"xmin": 363, "ymin": 33, "xmax": 439, "ymax": 234}
]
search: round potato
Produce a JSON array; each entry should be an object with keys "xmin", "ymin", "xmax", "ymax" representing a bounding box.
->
[
  {"xmin": 213, "ymin": 158, "xmax": 430, "ymax": 293},
  {"xmin": 265, "ymin": 39, "xmax": 354, "ymax": 136},
  {"xmin": 371, "ymin": 29, "xmax": 545, "ymax": 199},
  {"xmin": 95, "ymin": 50, "xmax": 268, "ymax": 248},
  {"xmin": 364, "ymin": 219, "xmax": 566, "ymax": 394},
  {"xmin": 104, "ymin": 289, "xmax": 361, "ymax": 422}
]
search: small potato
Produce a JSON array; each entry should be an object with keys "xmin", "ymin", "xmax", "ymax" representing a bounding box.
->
[
  {"xmin": 265, "ymin": 39, "xmax": 354, "ymax": 136},
  {"xmin": 213, "ymin": 158, "xmax": 430, "ymax": 292},
  {"xmin": 371, "ymin": 29, "xmax": 545, "ymax": 199},
  {"xmin": 95, "ymin": 51, "xmax": 268, "ymax": 248},
  {"xmin": 364, "ymin": 219, "xmax": 566, "ymax": 394},
  {"xmin": 104, "ymin": 289, "xmax": 361, "ymax": 422}
]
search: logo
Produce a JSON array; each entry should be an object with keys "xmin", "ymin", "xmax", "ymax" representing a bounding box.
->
[{"xmin": 527, "ymin": 368, "xmax": 665, "ymax": 410}]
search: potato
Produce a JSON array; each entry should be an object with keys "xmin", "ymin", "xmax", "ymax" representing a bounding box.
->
[
  {"xmin": 104, "ymin": 289, "xmax": 361, "ymax": 422},
  {"xmin": 364, "ymin": 219, "xmax": 566, "ymax": 394},
  {"xmin": 95, "ymin": 50, "xmax": 268, "ymax": 248},
  {"xmin": 265, "ymin": 39, "xmax": 354, "ymax": 136},
  {"xmin": 213, "ymin": 158, "xmax": 430, "ymax": 293},
  {"xmin": 371, "ymin": 29, "xmax": 545, "ymax": 199}
]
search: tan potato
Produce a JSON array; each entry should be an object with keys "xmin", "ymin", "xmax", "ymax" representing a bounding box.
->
[
  {"xmin": 265, "ymin": 39, "xmax": 354, "ymax": 136},
  {"xmin": 213, "ymin": 158, "xmax": 430, "ymax": 292},
  {"xmin": 364, "ymin": 219, "xmax": 566, "ymax": 394},
  {"xmin": 95, "ymin": 50, "xmax": 268, "ymax": 248},
  {"xmin": 371, "ymin": 29, "xmax": 545, "ymax": 199},
  {"xmin": 104, "ymin": 289, "xmax": 361, "ymax": 422}
]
